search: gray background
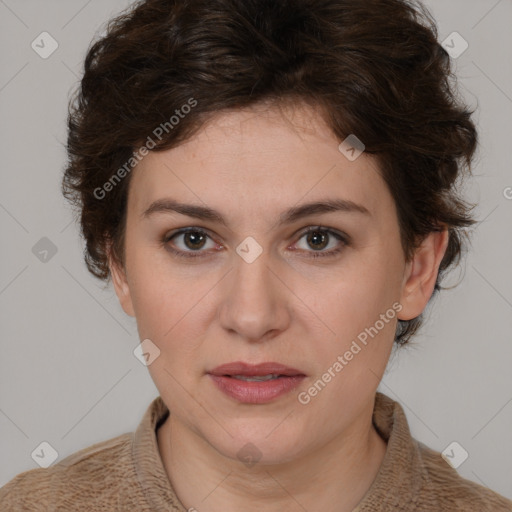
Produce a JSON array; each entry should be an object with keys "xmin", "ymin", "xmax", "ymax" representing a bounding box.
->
[{"xmin": 1, "ymin": 0, "xmax": 511, "ymax": 500}]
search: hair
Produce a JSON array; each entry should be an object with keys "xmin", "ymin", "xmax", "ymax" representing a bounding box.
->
[{"xmin": 62, "ymin": 0, "xmax": 478, "ymax": 345}]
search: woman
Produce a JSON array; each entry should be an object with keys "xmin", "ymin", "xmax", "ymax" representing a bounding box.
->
[{"xmin": 1, "ymin": 0, "xmax": 511, "ymax": 510}]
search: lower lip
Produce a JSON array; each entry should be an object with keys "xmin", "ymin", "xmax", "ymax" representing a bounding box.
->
[{"xmin": 208, "ymin": 374, "xmax": 306, "ymax": 404}]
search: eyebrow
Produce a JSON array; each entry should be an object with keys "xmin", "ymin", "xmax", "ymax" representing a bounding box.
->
[{"xmin": 141, "ymin": 197, "xmax": 371, "ymax": 226}]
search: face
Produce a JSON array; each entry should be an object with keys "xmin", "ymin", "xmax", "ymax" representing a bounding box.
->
[{"xmin": 111, "ymin": 102, "xmax": 447, "ymax": 465}]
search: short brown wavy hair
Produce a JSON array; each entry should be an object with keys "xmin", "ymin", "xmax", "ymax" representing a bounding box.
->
[{"xmin": 62, "ymin": 0, "xmax": 477, "ymax": 345}]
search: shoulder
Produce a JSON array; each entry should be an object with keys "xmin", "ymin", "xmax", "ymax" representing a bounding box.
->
[
  {"xmin": 366, "ymin": 393, "xmax": 512, "ymax": 511},
  {"xmin": 417, "ymin": 441, "xmax": 512, "ymax": 511},
  {"xmin": 0, "ymin": 433, "xmax": 134, "ymax": 511}
]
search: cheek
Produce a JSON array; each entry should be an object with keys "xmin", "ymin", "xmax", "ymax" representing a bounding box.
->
[
  {"xmin": 127, "ymin": 262, "xmax": 179, "ymax": 341},
  {"xmin": 307, "ymin": 280, "xmax": 398, "ymax": 405},
  {"xmin": 324, "ymin": 255, "xmax": 400, "ymax": 333},
  {"xmin": 127, "ymin": 252, "xmax": 217, "ymax": 350},
  {"xmin": 304, "ymin": 248, "xmax": 401, "ymax": 373}
]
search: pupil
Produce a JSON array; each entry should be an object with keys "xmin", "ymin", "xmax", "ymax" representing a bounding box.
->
[
  {"xmin": 307, "ymin": 231, "xmax": 328, "ymax": 250},
  {"xmin": 185, "ymin": 232, "xmax": 206, "ymax": 250}
]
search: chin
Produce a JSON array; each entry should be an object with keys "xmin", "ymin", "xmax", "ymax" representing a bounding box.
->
[{"xmin": 206, "ymin": 425, "xmax": 306, "ymax": 466}]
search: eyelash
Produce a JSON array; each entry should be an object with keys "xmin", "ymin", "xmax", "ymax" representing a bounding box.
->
[{"xmin": 162, "ymin": 226, "xmax": 349, "ymax": 260}]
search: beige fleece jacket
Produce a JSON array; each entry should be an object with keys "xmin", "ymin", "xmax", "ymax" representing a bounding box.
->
[{"xmin": 1, "ymin": 392, "xmax": 511, "ymax": 511}]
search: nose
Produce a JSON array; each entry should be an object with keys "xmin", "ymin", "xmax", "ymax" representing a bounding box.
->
[{"xmin": 218, "ymin": 250, "xmax": 291, "ymax": 343}]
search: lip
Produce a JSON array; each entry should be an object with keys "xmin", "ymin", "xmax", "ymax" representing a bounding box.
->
[
  {"xmin": 207, "ymin": 361, "xmax": 306, "ymax": 404},
  {"xmin": 209, "ymin": 361, "xmax": 305, "ymax": 377}
]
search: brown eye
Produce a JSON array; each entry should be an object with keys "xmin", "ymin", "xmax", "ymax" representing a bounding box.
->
[
  {"xmin": 305, "ymin": 230, "xmax": 329, "ymax": 251},
  {"xmin": 293, "ymin": 226, "xmax": 349, "ymax": 259},
  {"xmin": 182, "ymin": 231, "xmax": 207, "ymax": 250},
  {"xmin": 163, "ymin": 227, "xmax": 219, "ymax": 259}
]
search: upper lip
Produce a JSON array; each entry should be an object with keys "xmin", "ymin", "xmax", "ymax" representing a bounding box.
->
[{"xmin": 208, "ymin": 361, "xmax": 306, "ymax": 377}]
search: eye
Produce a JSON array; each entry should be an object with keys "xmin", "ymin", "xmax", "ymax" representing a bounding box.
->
[
  {"xmin": 292, "ymin": 226, "xmax": 349, "ymax": 258},
  {"xmin": 163, "ymin": 228, "xmax": 219, "ymax": 258},
  {"xmin": 162, "ymin": 226, "xmax": 349, "ymax": 260}
]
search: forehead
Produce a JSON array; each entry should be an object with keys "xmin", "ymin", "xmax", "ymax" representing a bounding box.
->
[{"xmin": 128, "ymin": 103, "xmax": 393, "ymax": 226}]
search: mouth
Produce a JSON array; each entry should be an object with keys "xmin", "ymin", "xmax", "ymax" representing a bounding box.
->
[
  {"xmin": 208, "ymin": 361, "xmax": 306, "ymax": 378},
  {"xmin": 207, "ymin": 361, "xmax": 306, "ymax": 403},
  {"xmin": 227, "ymin": 374, "xmax": 284, "ymax": 382}
]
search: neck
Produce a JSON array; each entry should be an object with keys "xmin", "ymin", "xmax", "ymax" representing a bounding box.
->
[{"xmin": 157, "ymin": 402, "xmax": 387, "ymax": 512}]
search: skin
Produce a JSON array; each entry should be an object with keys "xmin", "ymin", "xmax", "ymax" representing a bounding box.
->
[{"xmin": 110, "ymin": 101, "xmax": 448, "ymax": 512}]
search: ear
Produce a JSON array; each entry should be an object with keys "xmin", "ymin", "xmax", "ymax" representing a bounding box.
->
[
  {"xmin": 398, "ymin": 228, "xmax": 449, "ymax": 321},
  {"xmin": 107, "ymin": 242, "xmax": 136, "ymax": 318}
]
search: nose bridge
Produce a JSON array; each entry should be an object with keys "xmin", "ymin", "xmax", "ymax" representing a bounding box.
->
[{"xmin": 219, "ymin": 248, "xmax": 289, "ymax": 341}]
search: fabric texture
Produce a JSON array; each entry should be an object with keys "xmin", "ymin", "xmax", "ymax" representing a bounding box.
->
[{"xmin": 1, "ymin": 392, "xmax": 511, "ymax": 511}]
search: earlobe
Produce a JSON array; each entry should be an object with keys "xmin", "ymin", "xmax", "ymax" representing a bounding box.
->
[
  {"xmin": 108, "ymin": 246, "xmax": 136, "ymax": 318},
  {"xmin": 398, "ymin": 229, "xmax": 449, "ymax": 321}
]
